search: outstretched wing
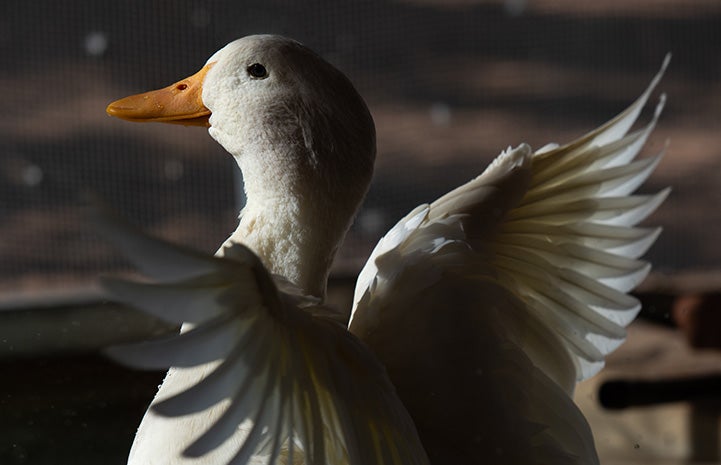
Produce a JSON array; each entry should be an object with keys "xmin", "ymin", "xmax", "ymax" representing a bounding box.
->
[
  {"xmin": 352, "ymin": 55, "xmax": 670, "ymax": 391},
  {"xmin": 488, "ymin": 56, "xmax": 669, "ymax": 385},
  {"xmin": 348, "ymin": 57, "xmax": 669, "ymax": 464},
  {"xmin": 94, "ymin": 209, "xmax": 429, "ymax": 465}
]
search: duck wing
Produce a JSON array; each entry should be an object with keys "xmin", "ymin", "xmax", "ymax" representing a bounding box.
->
[
  {"xmin": 94, "ymin": 209, "xmax": 430, "ymax": 465},
  {"xmin": 349, "ymin": 57, "xmax": 669, "ymax": 463}
]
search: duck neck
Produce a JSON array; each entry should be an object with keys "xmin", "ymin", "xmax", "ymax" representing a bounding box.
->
[
  {"xmin": 220, "ymin": 149, "xmax": 367, "ymax": 300},
  {"xmin": 222, "ymin": 199, "xmax": 332, "ymax": 299},
  {"xmin": 208, "ymin": 79, "xmax": 376, "ymax": 299}
]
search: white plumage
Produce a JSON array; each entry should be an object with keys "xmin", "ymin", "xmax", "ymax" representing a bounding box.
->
[{"xmin": 103, "ymin": 36, "xmax": 669, "ymax": 464}]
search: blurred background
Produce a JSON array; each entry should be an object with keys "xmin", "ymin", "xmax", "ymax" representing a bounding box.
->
[{"xmin": 1, "ymin": 0, "xmax": 720, "ymax": 463}]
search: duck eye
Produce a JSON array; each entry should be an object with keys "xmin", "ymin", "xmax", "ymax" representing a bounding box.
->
[{"xmin": 247, "ymin": 63, "xmax": 268, "ymax": 79}]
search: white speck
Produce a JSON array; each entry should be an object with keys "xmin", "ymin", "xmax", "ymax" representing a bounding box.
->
[
  {"xmin": 190, "ymin": 7, "xmax": 211, "ymax": 28},
  {"xmin": 22, "ymin": 164, "xmax": 43, "ymax": 186},
  {"xmin": 358, "ymin": 208, "xmax": 385, "ymax": 235},
  {"xmin": 429, "ymin": 102, "xmax": 451, "ymax": 126},
  {"xmin": 504, "ymin": 0, "xmax": 526, "ymax": 16},
  {"xmin": 84, "ymin": 31, "xmax": 108, "ymax": 57},
  {"xmin": 164, "ymin": 159, "xmax": 184, "ymax": 181}
]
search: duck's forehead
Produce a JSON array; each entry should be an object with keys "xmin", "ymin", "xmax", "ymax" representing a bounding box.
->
[
  {"xmin": 205, "ymin": 35, "xmax": 300, "ymax": 66},
  {"xmin": 205, "ymin": 39, "xmax": 246, "ymax": 65}
]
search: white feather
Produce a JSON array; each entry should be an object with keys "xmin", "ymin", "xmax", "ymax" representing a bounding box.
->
[
  {"xmin": 102, "ymin": 36, "xmax": 670, "ymax": 465},
  {"xmin": 350, "ymin": 54, "xmax": 669, "ymax": 463},
  {"xmin": 100, "ymin": 209, "xmax": 430, "ymax": 465}
]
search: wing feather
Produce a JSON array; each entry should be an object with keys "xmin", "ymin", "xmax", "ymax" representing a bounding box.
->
[
  {"xmin": 91, "ymin": 206, "xmax": 226, "ymax": 282},
  {"xmin": 97, "ymin": 208, "xmax": 430, "ymax": 465},
  {"xmin": 151, "ymin": 319, "xmax": 266, "ymax": 416},
  {"xmin": 523, "ymin": 150, "xmax": 665, "ymax": 205},
  {"xmin": 100, "ymin": 276, "xmax": 232, "ymax": 324},
  {"xmin": 104, "ymin": 312, "xmax": 238, "ymax": 369},
  {"xmin": 488, "ymin": 65, "xmax": 668, "ymax": 381},
  {"xmin": 501, "ymin": 221, "xmax": 662, "ymax": 259},
  {"xmin": 352, "ymin": 55, "xmax": 669, "ymax": 394}
]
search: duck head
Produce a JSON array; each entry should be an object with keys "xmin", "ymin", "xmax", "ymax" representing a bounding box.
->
[{"xmin": 107, "ymin": 35, "xmax": 377, "ymax": 298}]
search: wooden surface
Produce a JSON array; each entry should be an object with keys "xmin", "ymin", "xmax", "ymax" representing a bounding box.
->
[{"xmin": 577, "ymin": 320, "xmax": 721, "ymax": 464}]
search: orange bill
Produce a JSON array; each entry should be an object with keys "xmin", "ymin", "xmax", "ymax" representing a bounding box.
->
[{"xmin": 106, "ymin": 63, "xmax": 214, "ymax": 127}]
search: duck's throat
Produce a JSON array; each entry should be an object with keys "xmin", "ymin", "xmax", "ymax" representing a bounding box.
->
[
  {"xmin": 221, "ymin": 196, "xmax": 341, "ymax": 299},
  {"xmin": 213, "ymin": 120, "xmax": 373, "ymax": 299}
]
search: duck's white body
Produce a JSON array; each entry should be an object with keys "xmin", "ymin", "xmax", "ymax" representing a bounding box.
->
[{"xmin": 104, "ymin": 36, "xmax": 669, "ymax": 465}]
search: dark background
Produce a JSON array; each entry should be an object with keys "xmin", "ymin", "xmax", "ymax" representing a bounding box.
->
[{"xmin": 1, "ymin": 1, "xmax": 720, "ymax": 463}]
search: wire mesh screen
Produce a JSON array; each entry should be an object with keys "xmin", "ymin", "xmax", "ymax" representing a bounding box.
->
[
  {"xmin": 1, "ymin": 0, "xmax": 720, "ymax": 294},
  {"xmin": 4, "ymin": 2, "xmax": 721, "ymax": 465}
]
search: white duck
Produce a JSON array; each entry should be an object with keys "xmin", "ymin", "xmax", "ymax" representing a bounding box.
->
[{"xmin": 103, "ymin": 35, "xmax": 669, "ymax": 465}]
